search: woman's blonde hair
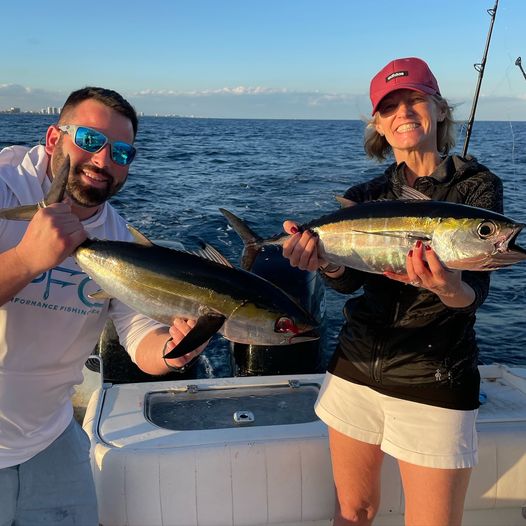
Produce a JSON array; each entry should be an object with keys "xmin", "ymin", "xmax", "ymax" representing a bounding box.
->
[{"xmin": 363, "ymin": 95, "xmax": 456, "ymax": 162}]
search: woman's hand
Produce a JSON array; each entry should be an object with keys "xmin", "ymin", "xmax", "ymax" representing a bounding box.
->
[
  {"xmin": 384, "ymin": 240, "xmax": 475, "ymax": 308},
  {"xmin": 282, "ymin": 220, "xmax": 324, "ymax": 272}
]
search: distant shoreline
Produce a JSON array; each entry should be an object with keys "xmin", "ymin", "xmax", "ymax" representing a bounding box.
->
[{"xmin": 1, "ymin": 113, "xmax": 525, "ymax": 123}]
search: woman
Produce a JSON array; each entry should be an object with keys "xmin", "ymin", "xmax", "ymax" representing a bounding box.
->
[{"xmin": 282, "ymin": 57, "xmax": 503, "ymax": 526}]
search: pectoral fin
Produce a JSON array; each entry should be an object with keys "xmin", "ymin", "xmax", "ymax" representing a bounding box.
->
[
  {"xmin": 163, "ymin": 313, "xmax": 226, "ymax": 359},
  {"xmin": 88, "ymin": 290, "xmax": 113, "ymax": 300}
]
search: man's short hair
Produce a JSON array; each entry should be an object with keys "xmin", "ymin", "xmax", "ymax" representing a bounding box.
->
[{"xmin": 59, "ymin": 87, "xmax": 138, "ymax": 137}]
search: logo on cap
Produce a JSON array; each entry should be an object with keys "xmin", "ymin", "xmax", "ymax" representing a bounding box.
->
[{"xmin": 386, "ymin": 71, "xmax": 408, "ymax": 82}]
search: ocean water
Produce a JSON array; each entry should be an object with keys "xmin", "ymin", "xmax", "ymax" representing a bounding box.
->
[{"xmin": 1, "ymin": 114, "xmax": 525, "ymax": 376}]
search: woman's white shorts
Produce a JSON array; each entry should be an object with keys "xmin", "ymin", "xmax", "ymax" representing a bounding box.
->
[{"xmin": 315, "ymin": 372, "xmax": 478, "ymax": 469}]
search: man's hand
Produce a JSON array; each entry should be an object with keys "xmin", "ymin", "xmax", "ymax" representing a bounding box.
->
[
  {"xmin": 163, "ymin": 318, "xmax": 210, "ymax": 370},
  {"xmin": 15, "ymin": 203, "xmax": 87, "ymax": 278},
  {"xmin": 135, "ymin": 318, "xmax": 211, "ymax": 375},
  {"xmin": 0, "ymin": 202, "xmax": 87, "ymax": 306}
]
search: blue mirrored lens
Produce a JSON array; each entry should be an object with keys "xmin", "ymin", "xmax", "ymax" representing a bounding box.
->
[
  {"xmin": 112, "ymin": 142, "xmax": 136, "ymax": 166},
  {"xmin": 70, "ymin": 126, "xmax": 135, "ymax": 165},
  {"xmin": 75, "ymin": 127, "xmax": 107, "ymax": 152}
]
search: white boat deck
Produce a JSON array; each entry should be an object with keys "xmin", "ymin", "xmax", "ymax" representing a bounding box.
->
[
  {"xmin": 478, "ymin": 363, "xmax": 526, "ymax": 421},
  {"xmin": 81, "ymin": 363, "xmax": 526, "ymax": 526}
]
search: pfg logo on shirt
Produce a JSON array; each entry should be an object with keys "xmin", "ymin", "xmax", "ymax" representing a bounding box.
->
[
  {"xmin": 30, "ymin": 265, "xmax": 103, "ymax": 308},
  {"xmin": 386, "ymin": 70, "xmax": 408, "ymax": 82},
  {"xmin": 10, "ymin": 265, "xmax": 104, "ymax": 316}
]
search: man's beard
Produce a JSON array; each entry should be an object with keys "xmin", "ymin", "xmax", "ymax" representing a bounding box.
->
[{"xmin": 51, "ymin": 139, "xmax": 126, "ymax": 208}]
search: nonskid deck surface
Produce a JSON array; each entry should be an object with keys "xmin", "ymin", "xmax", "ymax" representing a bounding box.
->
[
  {"xmin": 478, "ymin": 364, "xmax": 526, "ymax": 421},
  {"xmin": 87, "ymin": 364, "xmax": 526, "ymax": 446}
]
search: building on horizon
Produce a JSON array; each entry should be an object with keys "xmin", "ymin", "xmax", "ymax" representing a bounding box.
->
[
  {"xmin": 3, "ymin": 107, "xmax": 21, "ymax": 114},
  {"xmin": 43, "ymin": 107, "xmax": 60, "ymax": 115}
]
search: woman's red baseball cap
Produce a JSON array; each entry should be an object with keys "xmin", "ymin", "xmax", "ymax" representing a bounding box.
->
[{"xmin": 370, "ymin": 57, "xmax": 441, "ymax": 115}]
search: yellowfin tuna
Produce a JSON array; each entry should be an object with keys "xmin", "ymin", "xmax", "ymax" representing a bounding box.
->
[
  {"xmin": 220, "ymin": 194, "xmax": 526, "ymax": 274},
  {"xmin": 0, "ymin": 157, "xmax": 319, "ymax": 356}
]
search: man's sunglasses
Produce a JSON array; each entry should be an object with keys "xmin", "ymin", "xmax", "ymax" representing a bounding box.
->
[{"xmin": 58, "ymin": 125, "xmax": 136, "ymax": 166}]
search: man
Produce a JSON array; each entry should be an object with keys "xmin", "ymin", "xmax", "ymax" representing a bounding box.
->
[{"xmin": 0, "ymin": 87, "xmax": 206, "ymax": 525}]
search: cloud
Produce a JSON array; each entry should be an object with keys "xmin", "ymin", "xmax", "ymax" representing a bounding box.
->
[
  {"xmin": 0, "ymin": 84, "xmax": 34, "ymax": 96},
  {"xmin": 126, "ymin": 86, "xmax": 369, "ymax": 118},
  {"xmin": 306, "ymin": 93, "xmax": 358, "ymax": 107},
  {"xmin": 479, "ymin": 93, "xmax": 526, "ymax": 103},
  {"xmin": 134, "ymin": 86, "xmax": 291, "ymax": 97},
  {"xmin": 132, "ymin": 86, "xmax": 365, "ymax": 103},
  {"xmin": 0, "ymin": 84, "xmax": 66, "ymax": 111},
  {"xmin": 2, "ymin": 83, "xmax": 525, "ymax": 120}
]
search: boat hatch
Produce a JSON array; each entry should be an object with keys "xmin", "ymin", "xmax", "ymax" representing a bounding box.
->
[{"xmin": 144, "ymin": 383, "xmax": 320, "ymax": 430}]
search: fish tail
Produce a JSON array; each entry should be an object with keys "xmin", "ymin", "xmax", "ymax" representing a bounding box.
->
[
  {"xmin": 44, "ymin": 155, "xmax": 70, "ymax": 205},
  {"xmin": 0, "ymin": 156, "xmax": 70, "ymax": 221},
  {"xmin": 219, "ymin": 208, "xmax": 264, "ymax": 270},
  {"xmin": 0, "ymin": 204, "xmax": 40, "ymax": 220}
]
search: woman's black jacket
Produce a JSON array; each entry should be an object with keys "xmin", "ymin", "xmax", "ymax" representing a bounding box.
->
[{"xmin": 326, "ymin": 155, "xmax": 504, "ymax": 410}]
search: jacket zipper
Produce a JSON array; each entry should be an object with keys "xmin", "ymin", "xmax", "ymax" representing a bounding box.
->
[
  {"xmin": 371, "ymin": 293, "xmax": 401, "ymax": 383},
  {"xmin": 371, "ymin": 342, "xmax": 383, "ymax": 383}
]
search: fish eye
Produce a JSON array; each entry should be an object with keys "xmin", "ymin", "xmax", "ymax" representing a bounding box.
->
[
  {"xmin": 275, "ymin": 317, "xmax": 298, "ymax": 334},
  {"xmin": 477, "ymin": 220, "xmax": 498, "ymax": 239}
]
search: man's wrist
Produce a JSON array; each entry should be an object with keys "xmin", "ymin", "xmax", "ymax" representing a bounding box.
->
[
  {"xmin": 162, "ymin": 337, "xmax": 185, "ymax": 372},
  {"xmin": 318, "ymin": 262, "xmax": 343, "ymax": 275},
  {"xmin": 162, "ymin": 337, "xmax": 199, "ymax": 374}
]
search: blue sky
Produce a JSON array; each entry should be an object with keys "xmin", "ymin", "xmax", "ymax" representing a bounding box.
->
[{"xmin": 1, "ymin": 0, "xmax": 525, "ymax": 120}]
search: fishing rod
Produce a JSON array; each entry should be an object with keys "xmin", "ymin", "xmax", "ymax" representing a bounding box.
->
[
  {"xmin": 516, "ymin": 57, "xmax": 526, "ymax": 81},
  {"xmin": 462, "ymin": 0, "xmax": 499, "ymax": 158}
]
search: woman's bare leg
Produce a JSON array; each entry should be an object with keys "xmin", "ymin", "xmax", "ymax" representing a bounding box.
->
[
  {"xmin": 329, "ymin": 427, "xmax": 385, "ymax": 526},
  {"xmin": 398, "ymin": 459, "xmax": 471, "ymax": 526}
]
